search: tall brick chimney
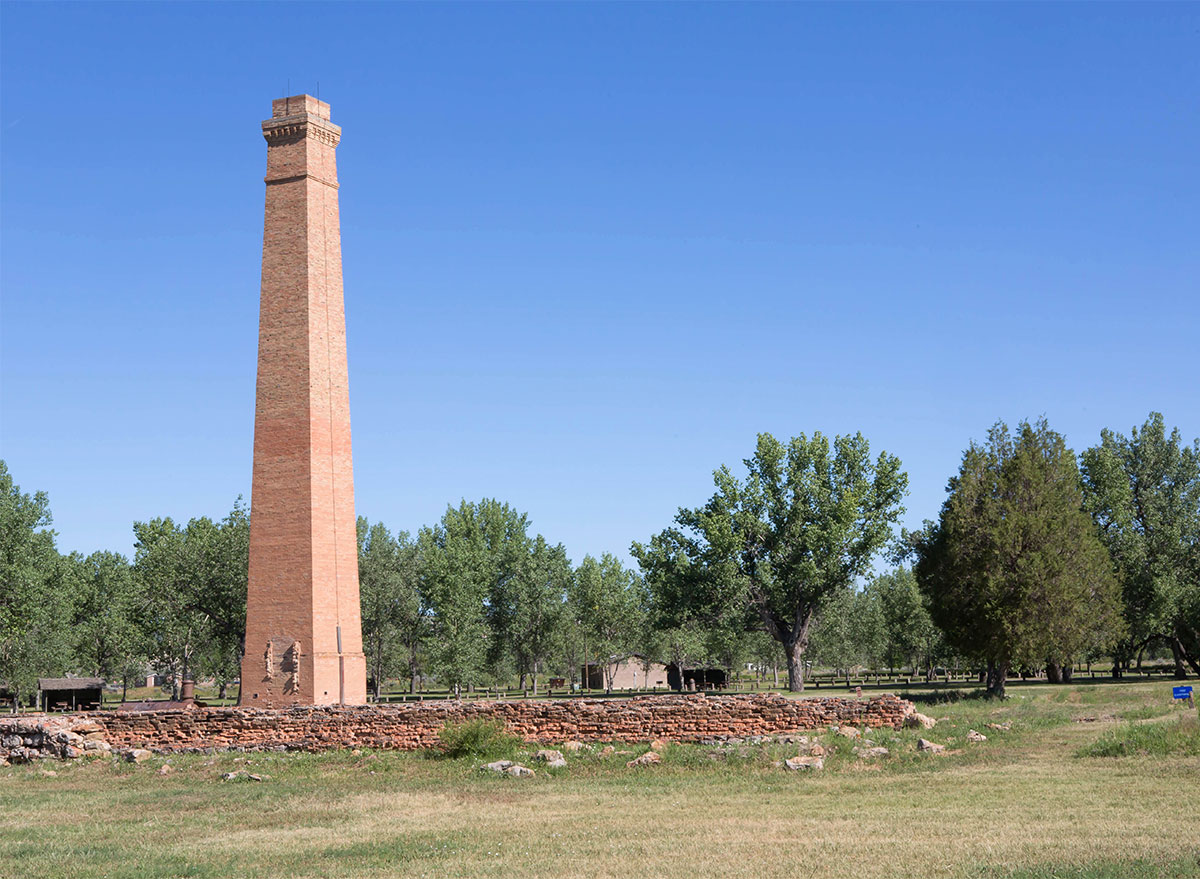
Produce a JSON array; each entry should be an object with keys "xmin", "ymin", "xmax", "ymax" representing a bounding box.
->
[{"xmin": 240, "ymin": 95, "xmax": 366, "ymax": 707}]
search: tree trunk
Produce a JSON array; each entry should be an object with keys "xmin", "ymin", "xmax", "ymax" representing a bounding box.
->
[
  {"xmin": 1062, "ymin": 665, "xmax": 1073, "ymax": 683},
  {"xmin": 1170, "ymin": 639, "xmax": 1188, "ymax": 679},
  {"xmin": 784, "ymin": 640, "xmax": 805, "ymax": 692},
  {"xmin": 1046, "ymin": 661, "xmax": 1063, "ymax": 684},
  {"xmin": 1174, "ymin": 634, "xmax": 1200, "ymax": 677},
  {"xmin": 985, "ymin": 661, "xmax": 1009, "ymax": 698}
]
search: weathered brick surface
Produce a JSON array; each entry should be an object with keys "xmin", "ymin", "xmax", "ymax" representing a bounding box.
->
[
  {"xmin": 2, "ymin": 694, "xmax": 914, "ymax": 758},
  {"xmin": 242, "ymin": 94, "xmax": 365, "ymax": 708}
]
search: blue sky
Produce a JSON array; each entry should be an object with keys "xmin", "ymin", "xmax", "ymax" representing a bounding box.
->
[{"xmin": 2, "ymin": 3, "xmax": 1197, "ymax": 567}]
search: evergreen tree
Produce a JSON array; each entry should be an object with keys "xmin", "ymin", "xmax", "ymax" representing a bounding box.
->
[{"xmin": 914, "ymin": 419, "xmax": 1124, "ymax": 697}]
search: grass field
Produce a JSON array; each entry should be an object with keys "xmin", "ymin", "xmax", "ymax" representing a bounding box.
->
[{"xmin": 2, "ymin": 681, "xmax": 1198, "ymax": 879}]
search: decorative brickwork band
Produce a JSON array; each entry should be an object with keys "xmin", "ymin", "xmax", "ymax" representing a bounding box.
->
[{"xmin": 261, "ymin": 122, "xmax": 341, "ymax": 147}]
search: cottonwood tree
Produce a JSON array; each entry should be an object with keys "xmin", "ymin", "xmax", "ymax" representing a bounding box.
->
[
  {"xmin": 132, "ymin": 503, "xmax": 248, "ymax": 699},
  {"xmin": 1081, "ymin": 413, "xmax": 1200, "ymax": 677},
  {"xmin": 807, "ymin": 586, "xmax": 885, "ymax": 682},
  {"xmin": 200, "ymin": 503, "xmax": 249, "ymax": 697},
  {"xmin": 870, "ymin": 567, "xmax": 942, "ymax": 676},
  {"xmin": 634, "ymin": 432, "xmax": 906, "ymax": 691},
  {"xmin": 571, "ymin": 553, "xmax": 644, "ymax": 691},
  {"xmin": 493, "ymin": 535, "xmax": 571, "ymax": 693},
  {"xmin": 636, "ymin": 529, "xmax": 742, "ymax": 690},
  {"xmin": 914, "ymin": 419, "xmax": 1124, "ymax": 697},
  {"xmin": 417, "ymin": 500, "xmax": 528, "ymax": 696},
  {"xmin": 357, "ymin": 518, "xmax": 426, "ymax": 698},
  {"xmin": 69, "ymin": 550, "xmax": 145, "ymax": 694},
  {"xmin": 0, "ymin": 462, "xmax": 73, "ymax": 711}
]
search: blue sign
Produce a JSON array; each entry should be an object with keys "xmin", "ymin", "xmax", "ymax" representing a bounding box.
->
[{"xmin": 1173, "ymin": 686, "xmax": 1193, "ymax": 700}]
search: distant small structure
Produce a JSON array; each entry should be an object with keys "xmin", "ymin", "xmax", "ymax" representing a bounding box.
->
[
  {"xmin": 666, "ymin": 664, "xmax": 727, "ymax": 691},
  {"xmin": 37, "ymin": 677, "xmax": 104, "ymax": 712},
  {"xmin": 583, "ymin": 655, "xmax": 670, "ymax": 690}
]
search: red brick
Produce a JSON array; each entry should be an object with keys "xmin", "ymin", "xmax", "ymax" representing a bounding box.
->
[{"xmin": 240, "ymin": 95, "xmax": 366, "ymax": 708}]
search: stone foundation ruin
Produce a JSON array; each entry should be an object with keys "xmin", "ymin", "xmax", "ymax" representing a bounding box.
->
[{"xmin": 0, "ymin": 692, "xmax": 915, "ymax": 763}]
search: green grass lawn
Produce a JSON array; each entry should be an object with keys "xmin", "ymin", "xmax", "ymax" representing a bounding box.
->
[{"xmin": 2, "ymin": 681, "xmax": 1198, "ymax": 879}]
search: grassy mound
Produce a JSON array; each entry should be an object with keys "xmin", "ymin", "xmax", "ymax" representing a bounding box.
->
[{"xmin": 1078, "ymin": 715, "xmax": 1200, "ymax": 758}]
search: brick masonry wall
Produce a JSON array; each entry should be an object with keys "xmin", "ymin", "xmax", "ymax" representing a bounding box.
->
[
  {"xmin": 243, "ymin": 93, "xmax": 365, "ymax": 707},
  {"xmin": 4, "ymin": 694, "xmax": 914, "ymax": 757}
]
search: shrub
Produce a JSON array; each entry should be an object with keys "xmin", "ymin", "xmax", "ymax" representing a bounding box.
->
[
  {"xmin": 436, "ymin": 718, "xmax": 524, "ymax": 759},
  {"xmin": 1078, "ymin": 716, "xmax": 1200, "ymax": 758},
  {"xmin": 909, "ymin": 688, "xmax": 989, "ymax": 706}
]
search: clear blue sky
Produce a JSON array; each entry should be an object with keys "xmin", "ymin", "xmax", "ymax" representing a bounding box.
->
[{"xmin": 2, "ymin": 3, "xmax": 1197, "ymax": 567}]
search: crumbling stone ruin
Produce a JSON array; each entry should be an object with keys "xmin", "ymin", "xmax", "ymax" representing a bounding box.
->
[{"xmin": 0, "ymin": 693, "xmax": 914, "ymax": 763}]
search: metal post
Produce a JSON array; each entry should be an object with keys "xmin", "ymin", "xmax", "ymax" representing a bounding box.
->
[{"xmin": 337, "ymin": 626, "xmax": 345, "ymax": 706}]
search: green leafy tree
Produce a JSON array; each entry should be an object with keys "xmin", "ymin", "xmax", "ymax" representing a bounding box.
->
[
  {"xmin": 743, "ymin": 629, "xmax": 787, "ymax": 687},
  {"xmin": 133, "ymin": 502, "xmax": 248, "ymax": 699},
  {"xmin": 69, "ymin": 550, "xmax": 145, "ymax": 695},
  {"xmin": 572, "ymin": 553, "xmax": 644, "ymax": 691},
  {"xmin": 634, "ymin": 432, "xmax": 907, "ymax": 691},
  {"xmin": 807, "ymin": 586, "xmax": 886, "ymax": 682},
  {"xmin": 636, "ymin": 530, "xmax": 746, "ymax": 690},
  {"xmin": 869, "ymin": 567, "xmax": 942, "ymax": 676},
  {"xmin": 494, "ymin": 535, "xmax": 571, "ymax": 693},
  {"xmin": 200, "ymin": 502, "xmax": 249, "ymax": 697},
  {"xmin": 0, "ymin": 462, "xmax": 73, "ymax": 711},
  {"xmin": 914, "ymin": 419, "xmax": 1124, "ymax": 697},
  {"xmin": 133, "ymin": 517, "xmax": 203, "ymax": 698},
  {"xmin": 1081, "ymin": 413, "xmax": 1200, "ymax": 678},
  {"xmin": 357, "ymin": 518, "xmax": 426, "ymax": 698},
  {"xmin": 418, "ymin": 500, "xmax": 528, "ymax": 696}
]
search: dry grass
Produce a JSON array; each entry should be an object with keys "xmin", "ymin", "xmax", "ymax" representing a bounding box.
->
[{"xmin": 1, "ymin": 681, "xmax": 1198, "ymax": 879}]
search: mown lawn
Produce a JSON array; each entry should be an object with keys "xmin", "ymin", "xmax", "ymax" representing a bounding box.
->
[{"xmin": 2, "ymin": 681, "xmax": 1197, "ymax": 879}]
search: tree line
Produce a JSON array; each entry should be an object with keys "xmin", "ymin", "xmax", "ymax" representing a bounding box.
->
[{"xmin": 2, "ymin": 412, "xmax": 1196, "ymax": 706}]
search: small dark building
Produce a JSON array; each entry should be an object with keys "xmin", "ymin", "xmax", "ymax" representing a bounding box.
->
[
  {"xmin": 666, "ymin": 664, "xmax": 727, "ymax": 691},
  {"xmin": 38, "ymin": 677, "xmax": 104, "ymax": 712}
]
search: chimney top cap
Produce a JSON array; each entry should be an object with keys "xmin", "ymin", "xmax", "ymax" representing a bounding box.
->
[{"xmin": 272, "ymin": 94, "xmax": 330, "ymax": 121}]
